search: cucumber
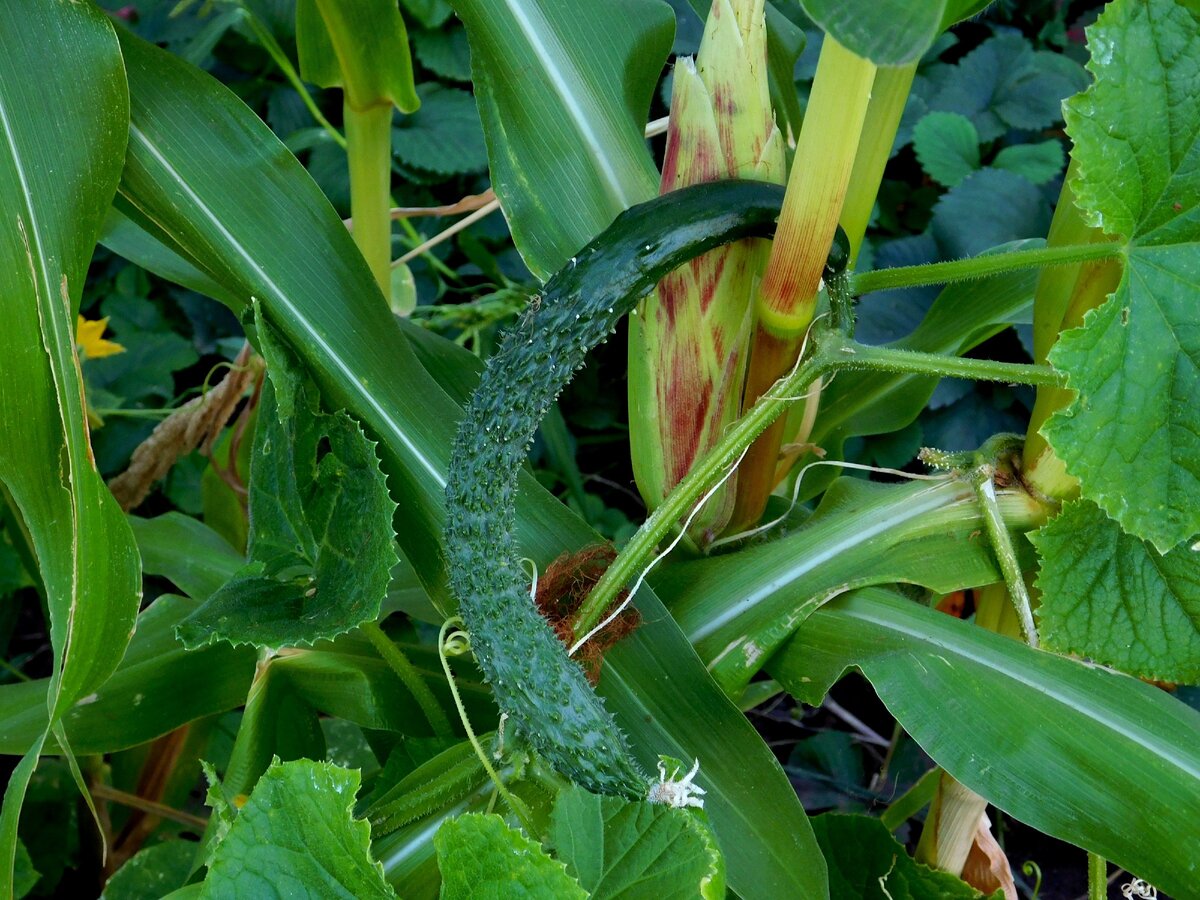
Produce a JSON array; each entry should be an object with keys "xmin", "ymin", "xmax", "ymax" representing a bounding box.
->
[{"xmin": 444, "ymin": 180, "xmax": 786, "ymax": 797}]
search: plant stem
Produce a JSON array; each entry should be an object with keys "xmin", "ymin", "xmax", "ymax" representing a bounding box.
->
[
  {"xmin": 573, "ymin": 349, "xmax": 834, "ymax": 642},
  {"xmin": 345, "ymin": 102, "xmax": 393, "ymax": 300},
  {"xmin": 241, "ymin": 8, "xmax": 347, "ymax": 150},
  {"xmin": 731, "ymin": 36, "xmax": 876, "ymax": 532},
  {"xmin": 0, "ymin": 657, "xmax": 30, "ymax": 683},
  {"xmin": 573, "ymin": 331, "xmax": 1060, "ymax": 641},
  {"xmin": 850, "ymin": 241, "xmax": 1123, "ymax": 297},
  {"xmin": 88, "ymin": 783, "xmax": 208, "ymax": 831},
  {"xmin": 839, "ymin": 62, "xmax": 917, "ymax": 263},
  {"xmin": 971, "ymin": 473, "xmax": 1039, "ymax": 647},
  {"xmin": 880, "ymin": 767, "xmax": 940, "ymax": 832},
  {"xmin": 438, "ymin": 618, "xmax": 535, "ymax": 833},
  {"xmin": 360, "ymin": 621, "xmax": 453, "ymax": 737},
  {"xmin": 756, "ymin": 36, "xmax": 876, "ymax": 338},
  {"xmin": 1088, "ymin": 853, "xmax": 1107, "ymax": 900},
  {"xmin": 833, "ymin": 342, "xmax": 1065, "ymax": 387}
]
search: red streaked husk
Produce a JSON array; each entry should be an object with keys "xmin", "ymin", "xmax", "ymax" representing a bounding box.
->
[{"xmin": 628, "ymin": 0, "xmax": 784, "ymax": 546}]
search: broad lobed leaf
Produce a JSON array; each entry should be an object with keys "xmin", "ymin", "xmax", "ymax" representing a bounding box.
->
[
  {"xmin": 200, "ymin": 759, "xmax": 395, "ymax": 899},
  {"xmin": 177, "ymin": 307, "xmax": 398, "ymax": 651},
  {"xmin": 550, "ymin": 785, "xmax": 724, "ymax": 899},
  {"xmin": 1047, "ymin": 0, "xmax": 1200, "ymax": 551},
  {"xmin": 1032, "ymin": 499, "xmax": 1200, "ymax": 684},
  {"xmin": 813, "ymin": 814, "xmax": 999, "ymax": 899},
  {"xmin": 435, "ymin": 814, "xmax": 585, "ymax": 899}
]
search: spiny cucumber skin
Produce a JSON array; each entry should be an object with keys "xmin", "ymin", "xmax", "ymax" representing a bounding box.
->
[{"xmin": 444, "ymin": 181, "xmax": 785, "ymax": 798}]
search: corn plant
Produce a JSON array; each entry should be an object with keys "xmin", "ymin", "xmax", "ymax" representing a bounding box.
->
[{"xmin": 1, "ymin": 0, "xmax": 1198, "ymax": 898}]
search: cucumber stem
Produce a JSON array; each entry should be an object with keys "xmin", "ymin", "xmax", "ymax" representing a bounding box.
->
[
  {"xmin": 574, "ymin": 329, "xmax": 1061, "ymax": 642},
  {"xmin": 345, "ymin": 102, "xmax": 393, "ymax": 300},
  {"xmin": 438, "ymin": 617, "xmax": 535, "ymax": 833},
  {"xmin": 849, "ymin": 240, "xmax": 1123, "ymax": 297},
  {"xmin": 972, "ymin": 472, "xmax": 1039, "ymax": 647},
  {"xmin": 574, "ymin": 341, "xmax": 834, "ymax": 642},
  {"xmin": 1088, "ymin": 853, "xmax": 1108, "ymax": 900},
  {"xmin": 834, "ymin": 343, "xmax": 1064, "ymax": 387}
]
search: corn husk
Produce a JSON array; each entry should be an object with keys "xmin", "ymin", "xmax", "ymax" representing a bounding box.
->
[{"xmin": 628, "ymin": 0, "xmax": 784, "ymax": 546}]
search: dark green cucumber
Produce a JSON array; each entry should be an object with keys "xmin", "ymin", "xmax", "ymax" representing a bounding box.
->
[{"xmin": 444, "ymin": 180, "xmax": 786, "ymax": 797}]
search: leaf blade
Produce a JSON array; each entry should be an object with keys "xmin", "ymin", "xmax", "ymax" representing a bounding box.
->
[
  {"xmin": 773, "ymin": 588, "xmax": 1200, "ymax": 898},
  {"xmin": 1046, "ymin": 0, "xmax": 1200, "ymax": 549},
  {"xmin": 0, "ymin": 4, "xmax": 140, "ymax": 891},
  {"xmin": 1032, "ymin": 499, "xmax": 1200, "ymax": 683},
  {"xmin": 455, "ymin": 0, "xmax": 674, "ymax": 278}
]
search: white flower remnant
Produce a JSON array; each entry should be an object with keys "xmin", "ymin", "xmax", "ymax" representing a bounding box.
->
[
  {"xmin": 1121, "ymin": 878, "xmax": 1157, "ymax": 899},
  {"xmin": 647, "ymin": 758, "xmax": 707, "ymax": 809}
]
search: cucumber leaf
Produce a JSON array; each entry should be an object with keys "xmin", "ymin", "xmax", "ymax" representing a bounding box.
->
[
  {"xmin": 99, "ymin": 841, "xmax": 194, "ymax": 900},
  {"xmin": 1045, "ymin": 0, "xmax": 1200, "ymax": 551},
  {"xmin": 200, "ymin": 759, "xmax": 395, "ymax": 899},
  {"xmin": 550, "ymin": 785, "xmax": 724, "ymax": 900},
  {"xmin": 813, "ymin": 814, "xmax": 997, "ymax": 899},
  {"xmin": 435, "ymin": 814, "xmax": 585, "ymax": 900},
  {"xmin": 177, "ymin": 308, "xmax": 398, "ymax": 650},
  {"xmin": 1032, "ymin": 499, "xmax": 1200, "ymax": 684},
  {"xmin": 773, "ymin": 588, "xmax": 1200, "ymax": 899}
]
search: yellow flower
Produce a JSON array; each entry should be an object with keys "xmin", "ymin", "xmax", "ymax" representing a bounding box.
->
[{"xmin": 76, "ymin": 315, "xmax": 124, "ymax": 360}]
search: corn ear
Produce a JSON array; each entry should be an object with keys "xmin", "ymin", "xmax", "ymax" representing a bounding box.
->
[{"xmin": 628, "ymin": 0, "xmax": 784, "ymax": 546}]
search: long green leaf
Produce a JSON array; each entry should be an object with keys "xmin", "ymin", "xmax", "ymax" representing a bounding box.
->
[
  {"xmin": 296, "ymin": 0, "xmax": 419, "ymax": 112},
  {"xmin": 111, "ymin": 33, "xmax": 826, "ymax": 898},
  {"xmin": 453, "ymin": 0, "xmax": 674, "ymax": 279},
  {"xmin": 660, "ymin": 476, "xmax": 1044, "ymax": 696},
  {"xmin": 0, "ymin": 3, "xmax": 140, "ymax": 891},
  {"xmin": 772, "ymin": 588, "xmax": 1200, "ymax": 898},
  {"xmin": 0, "ymin": 594, "xmax": 254, "ymax": 757}
]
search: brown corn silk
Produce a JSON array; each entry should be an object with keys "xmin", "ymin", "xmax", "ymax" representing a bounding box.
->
[{"xmin": 627, "ymin": 0, "xmax": 784, "ymax": 547}]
